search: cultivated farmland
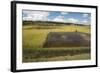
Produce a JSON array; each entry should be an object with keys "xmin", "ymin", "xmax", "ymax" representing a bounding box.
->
[{"xmin": 22, "ymin": 21, "xmax": 91, "ymax": 62}]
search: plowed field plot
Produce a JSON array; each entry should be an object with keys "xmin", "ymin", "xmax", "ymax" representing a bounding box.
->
[{"xmin": 43, "ymin": 32, "xmax": 90, "ymax": 47}]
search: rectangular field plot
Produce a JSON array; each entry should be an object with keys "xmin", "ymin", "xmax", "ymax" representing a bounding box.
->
[{"xmin": 22, "ymin": 24, "xmax": 91, "ymax": 62}]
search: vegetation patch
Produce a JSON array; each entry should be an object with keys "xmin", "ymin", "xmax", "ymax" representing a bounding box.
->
[{"xmin": 22, "ymin": 21, "xmax": 91, "ymax": 62}]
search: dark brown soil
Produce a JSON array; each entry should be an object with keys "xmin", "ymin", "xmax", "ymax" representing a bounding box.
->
[{"xmin": 43, "ymin": 32, "xmax": 90, "ymax": 47}]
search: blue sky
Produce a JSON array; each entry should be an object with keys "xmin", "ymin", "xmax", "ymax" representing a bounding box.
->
[{"xmin": 23, "ymin": 10, "xmax": 91, "ymax": 25}]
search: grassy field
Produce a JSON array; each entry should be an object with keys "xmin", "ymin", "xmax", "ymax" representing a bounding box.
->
[{"xmin": 22, "ymin": 24, "xmax": 91, "ymax": 62}]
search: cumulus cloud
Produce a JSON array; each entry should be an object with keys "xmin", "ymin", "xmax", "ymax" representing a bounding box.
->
[
  {"xmin": 23, "ymin": 10, "xmax": 50, "ymax": 21},
  {"xmin": 53, "ymin": 15, "xmax": 65, "ymax": 22},
  {"xmin": 52, "ymin": 16, "xmax": 79, "ymax": 24},
  {"xmin": 61, "ymin": 12, "xmax": 68, "ymax": 15},
  {"xmin": 66, "ymin": 18, "xmax": 79, "ymax": 23},
  {"xmin": 22, "ymin": 10, "xmax": 90, "ymax": 25},
  {"xmin": 82, "ymin": 13, "xmax": 89, "ymax": 17},
  {"xmin": 82, "ymin": 20, "xmax": 88, "ymax": 23},
  {"xmin": 82, "ymin": 20, "xmax": 90, "ymax": 25}
]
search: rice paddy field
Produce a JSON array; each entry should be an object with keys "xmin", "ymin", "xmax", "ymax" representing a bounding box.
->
[{"xmin": 22, "ymin": 23, "xmax": 91, "ymax": 63}]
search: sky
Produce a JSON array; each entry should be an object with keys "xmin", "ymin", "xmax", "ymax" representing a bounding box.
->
[{"xmin": 22, "ymin": 10, "xmax": 91, "ymax": 25}]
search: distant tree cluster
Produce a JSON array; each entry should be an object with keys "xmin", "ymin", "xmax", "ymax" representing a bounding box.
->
[{"xmin": 23, "ymin": 21, "xmax": 88, "ymax": 26}]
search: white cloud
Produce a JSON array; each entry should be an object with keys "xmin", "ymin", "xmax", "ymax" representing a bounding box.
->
[
  {"xmin": 53, "ymin": 15, "xmax": 65, "ymax": 22},
  {"xmin": 66, "ymin": 18, "xmax": 79, "ymax": 23},
  {"xmin": 23, "ymin": 10, "xmax": 50, "ymax": 21},
  {"xmin": 82, "ymin": 20, "xmax": 88, "ymax": 23},
  {"xmin": 82, "ymin": 20, "xmax": 90, "ymax": 25},
  {"xmin": 61, "ymin": 12, "xmax": 68, "ymax": 15},
  {"xmin": 51, "ymin": 16, "xmax": 79, "ymax": 24},
  {"xmin": 82, "ymin": 14, "xmax": 89, "ymax": 17}
]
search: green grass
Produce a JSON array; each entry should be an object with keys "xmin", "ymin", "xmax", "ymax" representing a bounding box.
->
[
  {"xmin": 23, "ymin": 54, "xmax": 90, "ymax": 62},
  {"xmin": 22, "ymin": 25, "xmax": 91, "ymax": 62},
  {"xmin": 23, "ymin": 47, "xmax": 90, "ymax": 62}
]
